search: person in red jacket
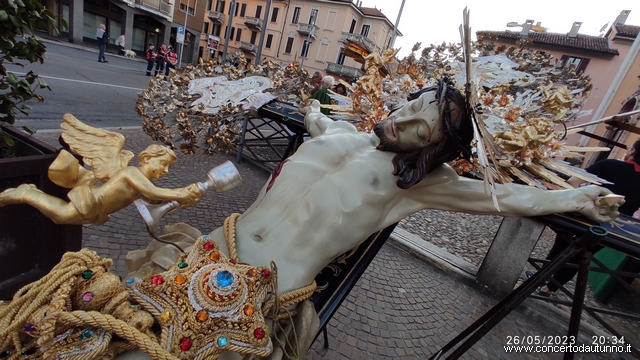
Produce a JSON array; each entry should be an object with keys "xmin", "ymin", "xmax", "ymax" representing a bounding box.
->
[
  {"xmin": 155, "ymin": 43, "xmax": 168, "ymax": 76},
  {"xmin": 164, "ymin": 45, "xmax": 178, "ymax": 78},
  {"xmin": 145, "ymin": 43, "xmax": 156, "ymax": 76}
]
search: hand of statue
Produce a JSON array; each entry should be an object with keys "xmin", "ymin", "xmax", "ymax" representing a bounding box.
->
[
  {"xmin": 179, "ymin": 184, "xmax": 203, "ymax": 208},
  {"xmin": 300, "ymin": 99, "xmax": 322, "ymax": 116},
  {"xmin": 573, "ymin": 185, "xmax": 623, "ymax": 223}
]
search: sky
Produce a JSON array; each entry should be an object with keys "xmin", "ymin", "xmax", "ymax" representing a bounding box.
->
[{"xmin": 360, "ymin": 0, "xmax": 640, "ymax": 58}]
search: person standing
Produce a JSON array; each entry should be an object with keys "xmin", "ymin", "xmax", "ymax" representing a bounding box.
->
[
  {"xmin": 309, "ymin": 71, "xmax": 323, "ymax": 96},
  {"xmin": 116, "ymin": 34, "xmax": 125, "ymax": 56},
  {"xmin": 164, "ymin": 45, "xmax": 178, "ymax": 78},
  {"xmin": 145, "ymin": 43, "xmax": 156, "ymax": 76},
  {"xmin": 154, "ymin": 44, "xmax": 168, "ymax": 76},
  {"xmin": 96, "ymin": 24, "xmax": 108, "ymax": 63}
]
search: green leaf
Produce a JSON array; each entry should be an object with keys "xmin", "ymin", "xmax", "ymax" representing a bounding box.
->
[
  {"xmin": 3, "ymin": 134, "xmax": 15, "ymax": 147},
  {"xmin": 22, "ymin": 126, "xmax": 36, "ymax": 134}
]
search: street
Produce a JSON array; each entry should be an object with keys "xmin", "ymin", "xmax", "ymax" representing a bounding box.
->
[{"xmin": 6, "ymin": 41, "xmax": 151, "ymax": 130}]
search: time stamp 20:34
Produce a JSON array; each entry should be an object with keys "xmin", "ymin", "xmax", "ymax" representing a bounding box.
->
[{"xmin": 506, "ymin": 335, "xmax": 626, "ymax": 346}]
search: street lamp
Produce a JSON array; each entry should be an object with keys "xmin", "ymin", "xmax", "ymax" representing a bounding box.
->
[
  {"xmin": 299, "ymin": 8, "xmax": 317, "ymax": 68},
  {"xmin": 178, "ymin": 0, "xmax": 193, "ymax": 68}
]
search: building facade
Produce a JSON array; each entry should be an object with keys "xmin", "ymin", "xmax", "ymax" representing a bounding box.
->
[
  {"xmin": 198, "ymin": 0, "xmax": 400, "ymax": 80},
  {"xmin": 477, "ymin": 10, "xmax": 640, "ymax": 165}
]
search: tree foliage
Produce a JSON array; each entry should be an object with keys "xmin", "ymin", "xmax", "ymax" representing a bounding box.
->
[{"xmin": 0, "ymin": 0, "xmax": 62, "ymax": 126}]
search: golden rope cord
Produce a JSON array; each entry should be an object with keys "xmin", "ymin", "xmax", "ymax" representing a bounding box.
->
[
  {"xmin": 56, "ymin": 311, "xmax": 177, "ymax": 360},
  {"xmin": 222, "ymin": 213, "xmax": 317, "ymax": 310},
  {"xmin": 0, "ymin": 249, "xmax": 111, "ymax": 351}
]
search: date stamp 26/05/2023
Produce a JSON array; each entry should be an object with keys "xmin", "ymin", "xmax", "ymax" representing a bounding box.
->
[{"xmin": 504, "ymin": 335, "xmax": 632, "ymax": 354}]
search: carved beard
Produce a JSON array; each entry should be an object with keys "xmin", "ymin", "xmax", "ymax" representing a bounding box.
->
[{"xmin": 373, "ymin": 122, "xmax": 404, "ymax": 153}]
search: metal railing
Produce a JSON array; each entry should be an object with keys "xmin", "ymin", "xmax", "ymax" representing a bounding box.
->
[
  {"xmin": 134, "ymin": 0, "xmax": 172, "ymax": 15},
  {"xmin": 339, "ymin": 32, "xmax": 375, "ymax": 53},
  {"xmin": 240, "ymin": 42, "xmax": 257, "ymax": 53},
  {"xmin": 207, "ymin": 11, "xmax": 225, "ymax": 23},
  {"xmin": 325, "ymin": 62, "xmax": 363, "ymax": 78},
  {"xmin": 297, "ymin": 23, "xmax": 319, "ymax": 39},
  {"xmin": 244, "ymin": 17, "xmax": 263, "ymax": 28}
]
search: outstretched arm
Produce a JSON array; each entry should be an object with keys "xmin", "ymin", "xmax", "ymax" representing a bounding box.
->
[
  {"xmin": 125, "ymin": 170, "xmax": 202, "ymax": 206},
  {"xmin": 301, "ymin": 99, "xmax": 356, "ymax": 137},
  {"xmin": 402, "ymin": 165, "xmax": 620, "ymax": 223}
]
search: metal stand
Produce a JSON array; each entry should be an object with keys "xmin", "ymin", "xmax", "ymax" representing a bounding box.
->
[{"xmin": 430, "ymin": 226, "xmax": 608, "ymax": 360}]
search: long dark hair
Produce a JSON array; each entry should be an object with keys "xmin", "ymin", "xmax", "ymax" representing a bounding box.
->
[
  {"xmin": 632, "ymin": 139, "xmax": 640, "ymax": 163},
  {"xmin": 392, "ymin": 78, "xmax": 473, "ymax": 189}
]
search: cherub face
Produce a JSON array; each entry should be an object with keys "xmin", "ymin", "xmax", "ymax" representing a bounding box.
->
[
  {"xmin": 374, "ymin": 90, "xmax": 444, "ymax": 152},
  {"xmin": 144, "ymin": 153, "xmax": 174, "ymax": 180}
]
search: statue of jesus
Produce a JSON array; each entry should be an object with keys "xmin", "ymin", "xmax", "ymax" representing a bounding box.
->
[{"xmin": 202, "ymin": 79, "xmax": 620, "ymax": 296}]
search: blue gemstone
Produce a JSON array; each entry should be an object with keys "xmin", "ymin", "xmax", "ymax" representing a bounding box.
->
[
  {"xmin": 80, "ymin": 329, "xmax": 94, "ymax": 340},
  {"xmin": 216, "ymin": 271, "xmax": 233, "ymax": 287},
  {"xmin": 127, "ymin": 277, "xmax": 135, "ymax": 284},
  {"xmin": 217, "ymin": 336, "xmax": 228, "ymax": 347},
  {"xmin": 202, "ymin": 235, "xmax": 210, "ymax": 241}
]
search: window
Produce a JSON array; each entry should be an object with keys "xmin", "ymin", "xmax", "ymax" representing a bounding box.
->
[
  {"xmin": 560, "ymin": 55, "xmax": 590, "ymax": 74},
  {"xmin": 234, "ymin": 2, "xmax": 239, "ymax": 16},
  {"xmin": 212, "ymin": 24, "xmax": 221, "ymax": 36},
  {"xmin": 349, "ymin": 19, "xmax": 356, "ymax": 33},
  {"xmin": 270, "ymin": 7, "xmax": 279, "ymax": 22},
  {"xmin": 250, "ymin": 30, "xmax": 257, "ymax": 44},
  {"xmin": 215, "ymin": 0, "xmax": 225, "ymax": 12},
  {"xmin": 308, "ymin": 8, "xmax": 318, "ymax": 24},
  {"xmin": 226, "ymin": 26, "xmax": 235, "ymax": 40},
  {"xmin": 336, "ymin": 47, "xmax": 345, "ymax": 65},
  {"xmin": 179, "ymin": 2, "xmax": 195, "ymax": 15},
  {"xmin": 235, "ymin": 28, "xmax": 242, "ymax": 42},
  {"xmin": 206, "ymin": 0, "xmax": 212, "ymax": 11},
  {"xmin": 301, "ymin": 40, "xmax": 311, "ymax": 57},
  {"xmin": 324, "ymin": 8, "xmax": 337, "ymax": 30},
  {"xmin": 291, "ymin": 7, "xmax": 301, "ymax": 24},
  {"xmin": 239, "ymin": 3, "xmax": 246, "ymax": 17},
  {"xmin": 203, "ymin": 22, "xmax": 209, "ymax": 34},
  {"xmin": 228, "ymin": 2, "xmax": 235, "ymax": 15},
  {"xmin": 255, "ymin": 5, "xmax": 262, "ymax": 19},
  {"xmin": 284, "ymin": 37, "xmax": 294, "ymax": 53},
  {"xmin": 360, "ymin": 24, "xmax": 370, "ymax": 37},
  {"xmin": 316, "ymin": 38, "xmax": 329, "ymax": 62},
  {"xmin": 265, "ymin": 33, "xmax": 273, "ymax": 48}
]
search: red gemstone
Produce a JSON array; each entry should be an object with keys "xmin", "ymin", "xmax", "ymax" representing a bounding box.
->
[
  {"xmin": 261, "ymin": 269, "xmax": 271, "ymax": 279},
  {"xmin": 203, "ymin": 242, "xmax": 215, "ymax": 250},
  {"xmin": 179, "ymin": 337, "xmax": 192, "ymax": 351},
  {"xmin": 230, "ymin": 259, "xmax": 237, "ymax": 264},
  {"xmin": 254, "ymin": 327, "xmax": 265, "ymax": 340},
  {"xmin": 151, "ymin": 275, "xmax": 164, "ymax": 285}
]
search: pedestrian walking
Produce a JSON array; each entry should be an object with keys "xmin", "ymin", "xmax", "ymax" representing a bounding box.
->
[
  {"xmin": 154, "ymin": 43, "xmax": 168, "ymax": 76},
  {"xmin": 164, "ymin": 45, "xmax": 178, "ymax": 78},
  {"xmin": 116, "ymin": 34, "xmax": 125, "ymax": 56},
  {"xmin": 96, "ymin": 24, "xmax": 108, "ymax": 62},
  {"xmin": 145, "ymin": 43, "xmax": 156, "ymax": 76}
]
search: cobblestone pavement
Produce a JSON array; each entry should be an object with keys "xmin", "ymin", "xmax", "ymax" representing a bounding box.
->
[{"xmin": 33, "ymin": 128, "xmax": 617, "ymax": 359}]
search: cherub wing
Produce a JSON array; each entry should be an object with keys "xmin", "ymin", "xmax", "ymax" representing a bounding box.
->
[
  {"xmin": 460, "ymin": 8, "xmax": 500, "ymax": 211},
  {"xmin": 60, "ymin": 113, "xmax": 133, "ymax": 181}
]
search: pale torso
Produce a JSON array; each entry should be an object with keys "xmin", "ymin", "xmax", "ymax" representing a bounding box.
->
[{"xmin": 208, "ymin": 129, "xmax": 424, "ymax": 293}]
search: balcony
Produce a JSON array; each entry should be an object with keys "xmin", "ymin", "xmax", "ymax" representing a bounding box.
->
[
  {"xmin": 339, "ymin": 32, "xmax": 375, "ymax": 53},
  {"xmin": 240, "ymin": 42, "xmax": 257, "ymax": 53},
  {"xmin": 297, "ymin": 23, "xmax": 319, "ymax": 39},
  {"xmin": 134, "ymin": 0, "xmax": 172, "ymax": 17},
  {"xmin": 244, "ymin": 17, "xmax": 263, "ymax": 29},
  {"xmin": 325, "ymin": 62, "xmax": 363, "ymax": 79},
  {"xmin": 208, "ymin": 11, "xmax": 225, "ymax": 23}
]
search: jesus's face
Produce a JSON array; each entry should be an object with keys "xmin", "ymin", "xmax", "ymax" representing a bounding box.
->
[{"xmin": 374, "ymin": 90, "xmax": 444, "ymax": 152}]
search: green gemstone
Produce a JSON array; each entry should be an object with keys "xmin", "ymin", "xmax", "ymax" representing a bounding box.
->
[
  {"xmin": 178, "ymin": 262, "xmax": 188, "ymax": 269},
  {"xmin": 81, "ymin": 270, "xmax": 94, "ymax": 280}
]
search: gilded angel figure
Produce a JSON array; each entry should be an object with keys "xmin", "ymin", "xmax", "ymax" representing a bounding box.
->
[{"xmin": 0, "ymin": 114, "xmax": 202, "ymax": 225}]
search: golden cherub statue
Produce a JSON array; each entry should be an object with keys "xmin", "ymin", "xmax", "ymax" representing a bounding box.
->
[{"xmin": 0, "ymin": 114, "xmax": 203, "ymax": 225}]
